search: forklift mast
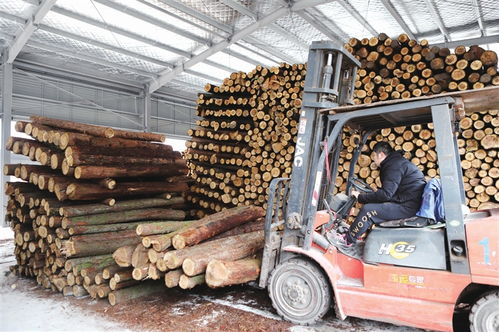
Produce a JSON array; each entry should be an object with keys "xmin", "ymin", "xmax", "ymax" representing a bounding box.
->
[{"xmin": 269, "ymin": 42, "xmax": 359, "ymax": 262}]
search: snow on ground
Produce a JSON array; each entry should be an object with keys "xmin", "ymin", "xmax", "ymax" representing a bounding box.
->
[
  {"xmin": 0, "ymin": 236, "xmax": 137, "ymax": 332},
  {"xmin": 0, "ymin": 227, "xmax": 14, "ymax": 240}
]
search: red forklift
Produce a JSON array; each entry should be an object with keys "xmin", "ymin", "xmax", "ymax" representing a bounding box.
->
[{"xmin": 259, "ymin": 41, "xmax": 499, "ymax": 332}]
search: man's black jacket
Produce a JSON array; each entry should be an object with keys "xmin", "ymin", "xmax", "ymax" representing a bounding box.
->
[{"xmin": 358, "ymin": 151, "xmax": 426, "ymax": 209}]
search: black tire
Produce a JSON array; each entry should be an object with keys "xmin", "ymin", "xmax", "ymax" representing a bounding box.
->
[
  {"xmin": 268, "ymin": 258, "xmax": 331, "ymax": 325},
  {"xmin": 469, "ymin": 290, "xmax": 499, "ymax": 332}
]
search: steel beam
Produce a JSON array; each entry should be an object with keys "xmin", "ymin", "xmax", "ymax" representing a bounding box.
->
[
  {"xmin": 143, "ymin": 89, "xmax": 151, "ymax": 132},
  {"xmin": 148, "ymin": 0, "xmax": 333, "ymax": 93},
  {"xmin": 6, "ymin": 0, "xmax": 56, "ymax": 63},
  {"xmin": 221, "ymin": 0, "xmax": 309, "ymax": 50},
  {"xmin": 422, "ymin": 0, "xmax": 450, "ymax": 41},
  {"xmin": 297, "ymin": 10, "xmax": 345, "ymax": 44},
  {"xmin": 336, "ymin": 0, "xmax": 378, "ymax": 36},
  {"xmin": 1, "ymin": 63, "xmax": 13, "ymax": 227},
  {"xmin": 28, "ymin": 39, "xmax": 157, "ymax": 79},
  {"xmin": 431, "ymin": 34, "xmax": 499, "ymax": 49},
  {"xmin": 471, "ymin": 0, "xmax": 486, "ymax": 36},
  {"xmin": 379, "ymin": 0, "xmax": 416, "ymax": 40}
]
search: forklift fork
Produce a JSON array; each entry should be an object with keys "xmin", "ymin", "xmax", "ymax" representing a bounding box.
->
[{"xmin": 258, "ymin": 177, "xmax": 290, "ymax": 288}]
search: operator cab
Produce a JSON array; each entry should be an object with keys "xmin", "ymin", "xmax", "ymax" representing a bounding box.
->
[{"xmin": 313, "ymin": 95, "xmax": 473, "ymax": 273}]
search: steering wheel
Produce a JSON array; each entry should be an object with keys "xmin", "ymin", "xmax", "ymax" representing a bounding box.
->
[{"xmin": 350, "ymin": 176, "xmax": 374, "ymax": 193}]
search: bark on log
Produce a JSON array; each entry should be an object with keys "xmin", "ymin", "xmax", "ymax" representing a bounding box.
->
[
  {"xmin": 108, "ymin": 281, "xmax": 164, "ymax": 306},
  {"xmin": 182, "ymin": 231, "xmax": 264, "ymax": 276},
  {"xmin": 62, "ymin": 231, "xmax": 141, "ymax": 257},
  {"xmin": 206, "ymin": 257, "xmax": 261, "ymax": 288},
  {"xmin": 60, "ymin": 197, "xmax": 184, "ymax": 217},
  {"xmin": 74, "ymin": 165, "xmax": 186, "ymax": 180},
  {"xmin": 178, "ymin": 274, "xmax": 205, "ymax": 289},
  {"xmin": 66, "ymin": 182, "xmax": 189, "ymax": 200},
  {"xmin": 172, "ymin": 206, "xmax": 264, "ymax": 249},
  {"xmin": 30, "ymin": 116, "xmax": 114, "ymax": 138},
  {"xmin": 62, "ymin": 208, "xmax": 185, "ymax": 228},
  {"xmin": 136, "ymin": 220, "xmax": 196, "ymax": 236}
]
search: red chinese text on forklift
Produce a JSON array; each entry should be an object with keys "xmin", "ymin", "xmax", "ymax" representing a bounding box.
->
[{"xmin": 258, "ymin": 41, "xmax": 499, "ymax": 332}]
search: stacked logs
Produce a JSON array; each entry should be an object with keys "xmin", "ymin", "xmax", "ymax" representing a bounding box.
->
[
  {"xmin": 335, "ymin": 109, "xmax": 499, "ymax": 210},
  {"xmin": 344, "ymin": 33, "xmax": 499, "ymax": 104},
  {"xmin": 185, "ymin": 64, "xmax": 305, "ymax": 214},
  {"xmin": 5, "ymin": 117, "xmax": 192, "ymax": 299},
  {"xmin": 108, "ymin": 205, "xmax": 265, "ymax": 305}
]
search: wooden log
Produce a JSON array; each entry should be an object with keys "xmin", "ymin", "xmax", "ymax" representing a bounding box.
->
[
  {"xmin": 131, "ymin": 244, "xmax": 149, "ymax": 268},
  {"xmin": 30, "ymin": 116, "xmax": 114, "ymax": 138},
  {"xmin": 108, "ymin": 281, "xmax": 164, "ymax": 306},
  {"xmin": 178, "ymin": 274, "xmax": 205, "ymax": 289},
  {"xmin": 110, "ymin": 128, "xmax": 165, "ymax": 142},
  {"xmin": 164, "ymin": 269, "xmax": 183, "ymax": 288},
  {"xmin": 64, "ymin": 254, "xmax": 113, "ymax": 272},
  {"xmin": 68, "ymin": 221, "xmax": 151, "ymax": 236},
  {"xmin": 66, "ymin": 153, "xmax": 183, "ymax": 167},
  {"xmin": 60, "ymin": 197, "xmax": 184, "ymax": 217},
  {"xmin": 205, "ymin": 256, "xmax": 261, "ymax": 288},
  {"xmin": 74, "ymin": 165, "xmax": 186, "ymax": 179},
  {"xmin": 136, "ymin": 220, "xmax": 196, "ymax": 236},
  {"xmin": 172, "ymin": 205, "xmax": 264, "ymax": 249},
  {"xmin": 109, "ymin": 278, "xmax": 139, "ymax": 291},
  {"xmin": 112, "ymin": 245, "xmax": 136, "ymax": 267},
  {"xmin": 182, "ymin": 231, "xmax": 264, "ymax": 276},
  {"xmin": 63, "ymin": 208, "xmax": 185, "ymax": 228},
  {"xmin": 62, "ymin": 231, "xmax": 141, "ymax": 257},
  {"xmin": 66, "ymin": 182, "xmax": 189, "ymax": 200}
]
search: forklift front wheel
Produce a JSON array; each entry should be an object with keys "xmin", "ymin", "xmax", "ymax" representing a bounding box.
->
[
  {"xmin": 469, "ymin": 290, "xmax": 499, "ymax": 332},
  {"xmin": 268, "ymin": 258, "xmax": 331, "ymax": 325}
]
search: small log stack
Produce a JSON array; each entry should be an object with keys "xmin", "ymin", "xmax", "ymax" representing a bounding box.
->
[
  {"xmin": 5, "ymin": 117, "xmax": 193, "ymax": 301},
  {"xmin": 344, "ymin": 33, "xmax": 499, "ymax": 104},
  {"xmin": 109, "ymin": 205, "xmax": 265, "ymax": 303}
]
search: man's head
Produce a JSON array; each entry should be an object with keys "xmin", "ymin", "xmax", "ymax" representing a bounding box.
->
[{"xmin": 372, "ymin": 142, "xmax": 393, "ymax": 167}]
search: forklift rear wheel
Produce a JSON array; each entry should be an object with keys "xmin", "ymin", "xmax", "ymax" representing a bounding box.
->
[
  {"xmin": 469, "ymin": 290, "xmax": 499, "ymax": 332},
  {"xmin": 268, "ymin": 258, "xmax": 331, "ymax": 325}
]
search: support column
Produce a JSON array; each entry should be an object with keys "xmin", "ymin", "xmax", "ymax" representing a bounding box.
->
[
  {"xmin": 1, "ymin": 63, "xmax": 13, "ymax": 227},
  {"xmin": 143, "ymin": 88, "xmax": 151, "ymax": 132}
]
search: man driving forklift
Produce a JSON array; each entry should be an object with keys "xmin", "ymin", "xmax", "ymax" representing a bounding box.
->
[{"xmin": 333, "ymin": 141, "xmax": 426, "ymax": 248}]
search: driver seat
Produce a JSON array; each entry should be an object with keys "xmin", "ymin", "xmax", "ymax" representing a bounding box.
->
[{"xmin": 379, "ymin": 178, "xmax": 445, "ymax": 229}]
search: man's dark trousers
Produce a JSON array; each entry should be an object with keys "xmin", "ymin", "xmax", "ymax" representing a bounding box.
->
[{"xmin": 346, "ymin": 202, "xmax": 418, "ymax": 244}]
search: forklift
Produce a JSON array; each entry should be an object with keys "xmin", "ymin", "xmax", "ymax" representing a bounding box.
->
[{"xmin": 259, "ymin": 41, "xmax": 499, "ymax": 332}]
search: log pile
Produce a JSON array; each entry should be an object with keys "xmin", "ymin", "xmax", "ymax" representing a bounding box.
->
[
  {"xmin": 109, "ymin": 205, "xmax": 265, "ymax": 304},
  {"xmin": 185, "ymin": 64, "xmax": 305, "ymax": 215},
  {"xmin": 186, "ymin": 35, "xmax": 498, "ymax": 213},
  {"xmin": 344, "ymin": 33, "xmax": 499, "ymax": 104},
  {"xmin": 5, "ymin": 117, "xmax": 192, "ymax": 300}
]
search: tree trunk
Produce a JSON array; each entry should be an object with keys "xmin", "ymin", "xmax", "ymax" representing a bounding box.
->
[
  {"xmin": 64, "ymin": 254, "xmax": 113, "ymax": 272},
  {"xmin": 62, "ymin": 231, "xmax": 141, "ymax": 257},
  {"xmin": 108, "ymin": 281, "xmax": 164, "ymax": 306},
  {"xmin": 31, "ymin": 116, "xmax": 114, "ymax": 138},
  {"xmin": 113, "ymin": 245, "xmax": 136, "ymax": 267},
  {"xmin": 74, "ymin": 165, "xmax": 186, "ymax": 180},
  {"xmin": 60, "ymin": 197, "xmax": 184, "ymax": 217},
  {"xmin": 179, "ymin": 274, "xmax": 205, "ymax": 289},
  {"xmin": 66, "ymin": 181, "xmax": 189, "ymax": 200},
  {"xmin": 172, "ymin": 206, "xmax": 264, "ymax": 249},
  {"xmin": 182, "ymin": 231, "xmax": 264, "ymax": 276},
  {"xmin": 68, "ymin": 221, "xmax": 149, "ymax": 235},
  {"xmin": 165, "ymin": 231, "xmax": 263, "ymax": 270},
  {"xmin": 206, "ymin": 257, "xmax": 261, "ymax": 288},
  {"xmin": 164, "ymin": 269, "xmax": 183, "ymax": 288},
  {"xmin": 131, "ymin": 244, "xmax": 149, "ymax": 268},
  {"xmin": 136, "ymin": 220, "xmax": 196, "ymax": 236},
  {"xmin": 63, "ymin": 208, "xmax": 185, "ymax": 228}
]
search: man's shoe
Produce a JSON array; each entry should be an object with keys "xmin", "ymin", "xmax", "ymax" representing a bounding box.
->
[{"xmin": 326, "ymin": 230, "xmax": 347, "ymax": 246}]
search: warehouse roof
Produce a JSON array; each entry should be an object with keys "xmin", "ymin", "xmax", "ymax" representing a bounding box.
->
[{"xmin": 1, "ymin": 0, "xmax": 498, "ymax": 99}]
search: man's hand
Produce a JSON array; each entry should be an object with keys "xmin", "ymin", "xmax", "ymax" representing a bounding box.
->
[{"xmin": 351, "ymin": 189, "xmax": 360, "ymax": 198}]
